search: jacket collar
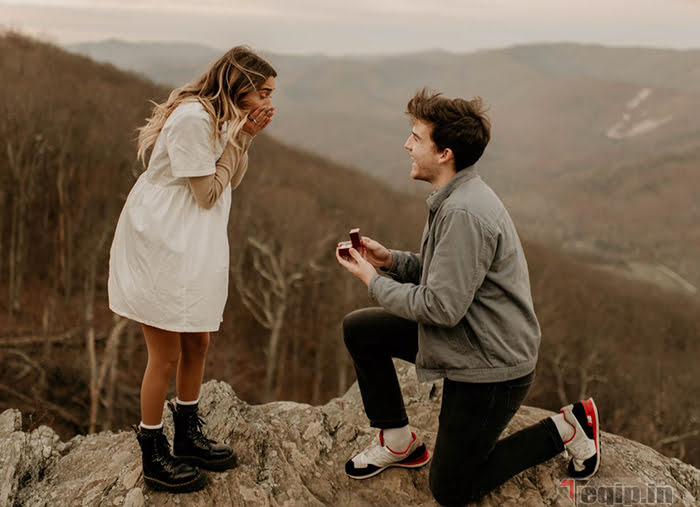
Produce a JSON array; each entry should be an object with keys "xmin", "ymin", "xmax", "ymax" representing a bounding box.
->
[{"xmin": 426, "ymin": 165, "xmax": 479, "ymax": 212}]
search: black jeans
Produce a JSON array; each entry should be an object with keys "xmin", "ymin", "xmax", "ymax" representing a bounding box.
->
[{"xmin": 343, "ymin": 308, "xmax": 564, "ymax": 506}]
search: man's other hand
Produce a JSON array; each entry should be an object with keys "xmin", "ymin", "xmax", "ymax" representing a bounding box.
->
[{"xmin": 360, "ymin": 236, "xmax": 393, "ymax": 270}]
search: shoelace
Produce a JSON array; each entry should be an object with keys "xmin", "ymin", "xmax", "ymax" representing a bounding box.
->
[
  {"xmin": 567, "ymin": 431, "xmax": 596, "ymax": 460},
  {"xmin": 152, "ymin": 433, "xmax": 176, "ymax": 464},
  {"xmin": 354, "ymin": 441, "xmax": 400, "ymax": 467},
  {"xmin": 189, "ymin": 414, "xmax": 216, "ymax": 445}
]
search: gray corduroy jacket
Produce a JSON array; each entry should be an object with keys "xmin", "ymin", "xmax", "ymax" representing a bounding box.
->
[{"xmin": 368, "ymin": 166, "xmax": 540, "ymax": 383}]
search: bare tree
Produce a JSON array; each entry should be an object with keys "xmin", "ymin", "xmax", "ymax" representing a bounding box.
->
[
  {"xmin": 232, "ymin": 227, "xmax": 339, "ymax": 401},
  {"xmin": 304, "ymin": 231, "xmax": 337, "ymax": 404},
  {"xmin": 5, "ymin": 133, "xmax": 44, "ymax": 315},
  {"xmin": 83, "ymin": 223, "xmax": 127, "ymax": 433},
  {"xmin": 232, "ymin": 236, "xmax": 303, "ymax": 401},
  {"xmin": 0, "ymin": 189, "xmax": 4, "ymax": 287},
  {"xmin": 576, "ymin": 350, "xmax": 607, "ymax": 400},
  {"xmin": 55, "ymin": 159, "xmax": 76, "ymax": 302},
  {"xmin": 336, "ymin": 275, "xmax": 358, "ymax": 397},
  {"xmin": 550, "ymin": 344, "xmax": 607, "ymax": 406},
  {"xmin": 92, "ymin": 316, "xmax": 130, "ymax": 432},
  {"xmin": 550, "ymin": 345, "xmax": 570, "ymax": 407}
]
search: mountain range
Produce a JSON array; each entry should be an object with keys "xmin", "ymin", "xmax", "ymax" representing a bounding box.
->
[{"xmin": 68, "ymin": 39, "xmax": 700, "ymax": 292}]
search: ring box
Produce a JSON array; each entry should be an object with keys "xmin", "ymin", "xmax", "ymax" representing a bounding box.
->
[
  {"xmin": 339, "ymin": 228, "xmax": 362, "ymax": 258},
  {"xmin": 349, "ymin": 228, "xmax": 361, "ymax": 249},
  {"xmin": 338, "ymin": 241, "xmax": 353, "ymax": 258}
]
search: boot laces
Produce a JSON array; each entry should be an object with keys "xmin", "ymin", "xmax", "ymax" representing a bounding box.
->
[
  {"xmin": 190, "ymin": 413, "xmax": 215, "ymax": 445},
  {"xmin": 151, "ymin": 431, "xmax": 175, "ymax": 464}
]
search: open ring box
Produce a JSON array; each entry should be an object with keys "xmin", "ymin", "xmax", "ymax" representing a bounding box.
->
[{"xmin": 338, "ymin": 228, "xmax": 362, "ymax": 259}]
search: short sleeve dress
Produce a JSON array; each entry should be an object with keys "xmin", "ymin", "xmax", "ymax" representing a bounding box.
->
[{"xmin": 108, "ymin": 101, "xmax": 233, "ymax": 332}]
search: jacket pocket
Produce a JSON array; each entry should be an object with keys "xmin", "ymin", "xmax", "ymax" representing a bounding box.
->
[
  {"xmin": 460, "ymin": 319, "xmax": 477, "ymax": 351},
  {"xmin": 419, "ymin": 322, "xmax": 493, "ymax": 372},
  {"xmin": 440, "ymin": 319, "xmax": 474, "ymax": 356}
]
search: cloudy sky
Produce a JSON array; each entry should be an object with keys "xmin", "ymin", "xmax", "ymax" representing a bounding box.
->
[{"xmin": 2, "ymin": 0, "xmax": 700, "ymax": 55}]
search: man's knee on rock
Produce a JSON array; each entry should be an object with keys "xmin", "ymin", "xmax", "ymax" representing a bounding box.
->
[
  {"xmin": 430, "ymin": 487, "xmax": 482, "ymax": 507},
  {"xmin": 430, "ymin": 472, "xmax": 481, "ymax": 506},
  {"xmin": 431, "ymin": 482, "xmax": 464, "ymax": 506}
]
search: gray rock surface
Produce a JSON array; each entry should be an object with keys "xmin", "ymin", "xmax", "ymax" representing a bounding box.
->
[{"xmin": 1, "ymin": 362, "xmax": 698, "ymax": 506}]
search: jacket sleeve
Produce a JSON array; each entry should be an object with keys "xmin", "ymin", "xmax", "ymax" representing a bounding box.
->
[
  {"xmin": 380, "ymin": 250, "xmax": 422, "ymax": 284},
  {"xmin": 368, "ymin": 210, "xmax": 495, "ymax": 327},
  {"xmin": 187, "ymin": 132, "xmax": 253, "ymax": 209}
]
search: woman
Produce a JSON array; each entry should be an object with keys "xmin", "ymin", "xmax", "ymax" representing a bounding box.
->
[{"xmin": 108, "ymin": 46, "xmax": 276, "ymax": 493}]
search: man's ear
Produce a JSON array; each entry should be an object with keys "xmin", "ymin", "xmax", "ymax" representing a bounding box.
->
[{"xmin": 439, "ymin": 148, "xmax": 454, "ymax": 164}]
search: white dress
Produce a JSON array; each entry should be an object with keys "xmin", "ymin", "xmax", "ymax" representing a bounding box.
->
[{"xmin": 108, "ymin": 101, "xmax": 232, "ymax": 332}]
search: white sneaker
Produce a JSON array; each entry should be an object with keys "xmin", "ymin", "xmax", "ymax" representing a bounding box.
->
[
  {"xmin": 561, "ymin": 398, "xmax": 601, "ymax": 478},
  {"xmin": 345, "ymin": 431, "xmax": 431, "ymax": 479}
]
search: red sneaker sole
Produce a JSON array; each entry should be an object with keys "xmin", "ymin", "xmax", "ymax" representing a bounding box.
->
[
  {"xmin": 581, "ymin": 398, "xmax": 601, "ymax": 477},
  {"xmin": 396, "ymin": 447, "xmax": 432, "ymax": 468}
]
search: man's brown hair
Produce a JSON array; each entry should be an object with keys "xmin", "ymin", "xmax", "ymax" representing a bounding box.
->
[{"xmin": 406, "ymin": 88, "xmax": 491, "ymax": 171}]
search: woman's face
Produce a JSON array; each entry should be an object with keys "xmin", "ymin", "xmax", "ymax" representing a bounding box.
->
[{"xmin": 239, "ymin": 76, "xmax": 276, "ymax": 111}]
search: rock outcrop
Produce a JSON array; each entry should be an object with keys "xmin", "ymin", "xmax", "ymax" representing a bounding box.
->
[{"xmin": 1, "ymin": 362, "xmax": 699, "ymax": 506}]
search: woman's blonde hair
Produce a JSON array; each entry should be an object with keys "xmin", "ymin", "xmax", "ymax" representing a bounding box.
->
[{"xmin": 136, "ymin": 45, "xmax": 277, "ymax": 164}]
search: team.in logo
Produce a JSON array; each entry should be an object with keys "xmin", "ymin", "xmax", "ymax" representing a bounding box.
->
[{"xmin": 559, "ymin": 479, "xmax": 674, "ymax": 505}]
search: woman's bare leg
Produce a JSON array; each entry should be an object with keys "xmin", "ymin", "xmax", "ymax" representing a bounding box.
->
[
  {"xmin": 140, "ymin": 324, "xmax": 181, "ymax": 425},
  {"xmin": 176, "ymin": 332, "xmax": 210, "ymax": 402}
]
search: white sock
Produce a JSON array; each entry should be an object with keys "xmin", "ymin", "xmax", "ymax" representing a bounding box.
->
[
  {"xmin": 383, "ymin": 425, "xmax": 413, "ymax": 452},
  {"xmin": 139, "ymin": 421, "xmax": 163, "ymax": 430},
  {"xmin": 176, "ymin": 397, "xmax": 199, "ymax": 406},
  {"xmin": 551, "ymin": 413, "xmax": 575, "ymax": 443}
]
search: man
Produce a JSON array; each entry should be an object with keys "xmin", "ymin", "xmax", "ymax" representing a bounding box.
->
[{"xmin": 335, "ymin": 89, "xmax": 600, "ymax": 505}]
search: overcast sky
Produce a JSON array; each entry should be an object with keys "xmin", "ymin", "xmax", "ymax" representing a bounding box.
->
[{"xmin": 2, "ymin": 0, "xmax": 700, "ymax": 55}]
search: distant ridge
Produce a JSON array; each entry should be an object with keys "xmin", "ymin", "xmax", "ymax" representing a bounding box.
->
[
  {"xmin": 504, "ymin": 42, "xmax": 700, "ymax": 93},
  {"xmin": 67, "ymin": 39, "xmax": 221, "ymax": 85}
]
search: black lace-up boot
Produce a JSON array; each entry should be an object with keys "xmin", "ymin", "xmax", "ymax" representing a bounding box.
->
[
  {"xmin": 168, "ymin": 401, "xmax": 238, "ymax": 471},
  {"xmin": 133, "ymin": 425, "xmax": 206, "ymax": 493}
]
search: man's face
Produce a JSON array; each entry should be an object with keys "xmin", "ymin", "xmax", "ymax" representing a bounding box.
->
[{"xmin": 404, "ymin": 119, "xmax": 441, "ymax": 183}]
